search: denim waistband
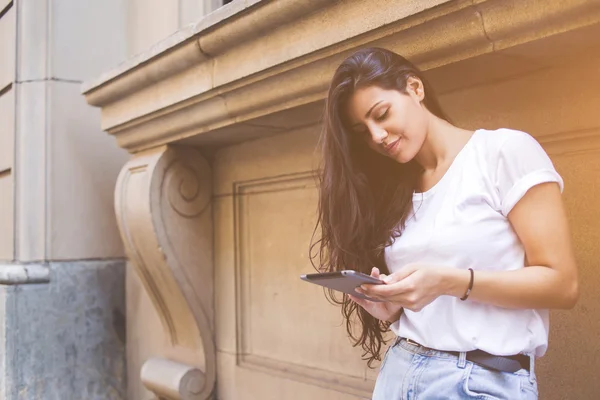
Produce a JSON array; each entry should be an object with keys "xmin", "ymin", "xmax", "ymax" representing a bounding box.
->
[
  {"xmin": 394, "ymin": 337, "xmax": 535, "ymax": 376},
  {"xmin": 395, "ymin": 337, "xmax": 534, "ymax": 360},
  {"xmin": 395, "ymin": 337, "xmax": 463, "ymax": 359}
]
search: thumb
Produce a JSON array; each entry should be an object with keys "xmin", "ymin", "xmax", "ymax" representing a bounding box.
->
[
  {"xmin": 370, "ymin": 267, "xmax": 380, "ymax": 279},
  {"xmin": 383, "ymin": 264, "xmax": 418, "ymax": 284}
]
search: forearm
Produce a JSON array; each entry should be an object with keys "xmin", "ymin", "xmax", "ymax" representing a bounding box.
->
[{"xmin": 442, "ymin": 266, "xmax": 579, "ymax": 310}]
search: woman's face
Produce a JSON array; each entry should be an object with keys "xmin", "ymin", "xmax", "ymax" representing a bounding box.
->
[{"xmin": 345, "ymin": 79, "xmax": 428, "ymax": 164}]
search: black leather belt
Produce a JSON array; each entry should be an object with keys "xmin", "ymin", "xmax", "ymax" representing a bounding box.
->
[{"xmin": 401, "ymin": 338, "xmax": 530, "ymax": 373}]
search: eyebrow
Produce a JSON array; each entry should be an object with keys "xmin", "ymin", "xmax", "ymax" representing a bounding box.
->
[{"xmin": 351, "ymin": 100, "xmax": 383, "ymax": 128}]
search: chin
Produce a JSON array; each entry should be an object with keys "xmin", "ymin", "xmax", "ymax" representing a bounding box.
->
[{"xmin": 395, "ymin": 152, "xmax": 415, "ymax": 164}]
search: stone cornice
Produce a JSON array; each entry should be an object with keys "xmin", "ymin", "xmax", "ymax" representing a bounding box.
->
[
  {"xmin": 81, "ymin": 0, "xmax": 333, "ymax": 105},
  {"xmin": 82, "ymin": 0, "xmax": 600, "ymax": 153}
]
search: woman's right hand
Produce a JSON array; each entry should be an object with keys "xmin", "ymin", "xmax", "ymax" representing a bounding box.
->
[{"xmin": 349, "ymin": 267, "xmax": 404, "ymax": 323}]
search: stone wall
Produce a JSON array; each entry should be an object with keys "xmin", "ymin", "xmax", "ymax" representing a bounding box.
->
[
  {"xmin": 438, "ymin": 56, "xmax": 600, "ymax": 400},
  {"xmin": 83, "ymin": 0, "xmax": 600, "ymax": 398},
  {"xmin": 0, "ymin": 260, "xmax": 126, "ymax": 400},
  {"xmin": 122, "ymin": 54, "xmax": 600, "ymax": 399},
  {"xmin": 0, "ymin": 0, "xmax": 136, "ymax": 399}
]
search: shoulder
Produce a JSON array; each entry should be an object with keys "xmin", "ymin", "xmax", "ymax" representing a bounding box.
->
[
  {"xmin": 471, "ymin": 128, "xmax": 550, "ymax": 172},
  {"xmin": 472, "ymin": 128, "xmax": 562, "ymax": 215},
  {"xmin": 473, "ymin": 128, "xmax": 541, "ymax": 155}
]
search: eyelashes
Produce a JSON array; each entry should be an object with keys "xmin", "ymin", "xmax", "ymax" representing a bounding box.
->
[
  {"xmin": 375, "ymin": 109, "xmax": 389, "ymax": 122},
  {"xmin": 351, "ymin": 107, "xmax": 390, "ymax": 136}
]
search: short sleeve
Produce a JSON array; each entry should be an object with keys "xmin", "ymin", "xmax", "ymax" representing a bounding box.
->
[{"xmin": 495, "ymin": 130, "xmax": 564, "ymax": 217}]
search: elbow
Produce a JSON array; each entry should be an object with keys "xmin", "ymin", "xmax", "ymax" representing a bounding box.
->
[
  {"xmin": 561, "ymin": 280, "xmax": 579, "ymax": 310},
  {"xmin": 548, "ymin": 260, "xmax": 579, "ymax": 309}
]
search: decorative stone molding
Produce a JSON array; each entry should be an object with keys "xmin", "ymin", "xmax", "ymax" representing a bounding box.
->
[
  {"xmin": 0, "ymin": 263, "xmax": 50, "ymax": 285},
  {"xmin": 82, "ymin": 0, "xmax": 600, "ymax": 153},
  {"xmin": 114, "ymin": 145, "xmax": 216, "ymax": 399}
]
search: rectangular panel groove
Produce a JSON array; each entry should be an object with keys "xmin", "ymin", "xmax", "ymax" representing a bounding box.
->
[{"xmin": 233, "ymin": 170, "xmax": 374, "ymax": 398}]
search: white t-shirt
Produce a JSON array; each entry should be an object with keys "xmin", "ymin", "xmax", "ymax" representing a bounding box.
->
[{"xmin": 385, "ymin": 128, "xmax": 563, "ymax": 357}]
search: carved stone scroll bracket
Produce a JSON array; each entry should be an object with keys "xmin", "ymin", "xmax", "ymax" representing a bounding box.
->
[{"xmin": 115, "ymin": 145, "xmax": 216, "ymax": 399}]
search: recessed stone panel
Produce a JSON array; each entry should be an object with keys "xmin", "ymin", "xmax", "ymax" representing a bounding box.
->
[
  {"xmin": 217, "ymin": 342, "xmax": 370, "ymax": 400},
  {"xmin": 233, "ymin": 172, "xmax": 375, "ymax": 397}
]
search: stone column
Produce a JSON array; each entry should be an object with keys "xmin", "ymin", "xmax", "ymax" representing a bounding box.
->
[{"xmin": 0, "ymin": 0, "xmax": 129, "ymax": 398}]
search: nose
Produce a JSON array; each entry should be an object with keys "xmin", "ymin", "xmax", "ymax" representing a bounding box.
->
[{"xmin": 368, "ymin": 125, "xmax": 388, "ymax": 144}]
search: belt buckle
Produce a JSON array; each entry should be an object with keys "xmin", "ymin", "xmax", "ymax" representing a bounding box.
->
[{"xmin": 404, "ymin": 338, "xmax": 420, "ymax": 347}]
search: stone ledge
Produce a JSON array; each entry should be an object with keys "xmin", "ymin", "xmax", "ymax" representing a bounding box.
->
[
  {"xmin": 82, "ymin": 0, "xmax": 600, "ymax": 153},
  {"xmin": 0, "ymin": 263, "xmax": 50, "ymax": 284}
]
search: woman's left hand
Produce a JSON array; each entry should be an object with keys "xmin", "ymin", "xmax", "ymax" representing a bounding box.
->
[{"xmin": 356, "ymin": 264, "xmax": 456, "ymax": 312}]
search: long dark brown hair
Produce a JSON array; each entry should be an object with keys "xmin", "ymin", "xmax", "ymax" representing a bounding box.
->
[{"xmin": 310, "ymin": 47, "xmax": 448, "ymax": 367}]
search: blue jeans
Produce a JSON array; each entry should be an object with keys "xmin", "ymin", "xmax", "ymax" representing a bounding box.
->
[{"xmin": 372, "ymin": 338, "xmax": 538, "ymax": 400}]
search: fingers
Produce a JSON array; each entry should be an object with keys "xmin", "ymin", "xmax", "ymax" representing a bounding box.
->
[
  {"xmin": 370, "ymin": 267, "xmax": 389, "ymax": 284},
  {"xmin": 355, "ymin": 267, "xmax": 389, "ymax": 299},
  {"xmin": 382, "ymin": 264, "xmax": 418, "ymax": 284},
  {"xmin": 360, "ymin": 276, "xmax": 414, "ymax": 300},
  {"xmin": 354, "ymin": 287, "xmax": 384, "ymax": 301}
]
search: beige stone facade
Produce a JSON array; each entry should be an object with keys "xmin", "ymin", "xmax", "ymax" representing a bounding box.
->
[
  {"xmin": 0, "ymin": 0, "xmax": 228, "ymax": 399},
  {"xmin": 81, "ymin": 1, "xmax": 600, "ymax": 399},
  {"xmin": 2, "ymin": 0, "xmax": 600, "ymax": 399}
]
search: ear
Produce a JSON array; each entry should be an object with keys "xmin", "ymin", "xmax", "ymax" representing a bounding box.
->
[{"xmin": 406, "ymin": 76, "xmax": 425, "ymax": 102}]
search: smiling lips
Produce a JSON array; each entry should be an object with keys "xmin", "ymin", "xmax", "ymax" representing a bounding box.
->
[{"xmin": 385, "ymin": 139, "xmax": 400, "ymax": 154}]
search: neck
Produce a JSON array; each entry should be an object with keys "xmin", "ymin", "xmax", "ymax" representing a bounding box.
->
[{"xmin": 415, "ymin": 115, "xmax": 472, "ymax": 173}]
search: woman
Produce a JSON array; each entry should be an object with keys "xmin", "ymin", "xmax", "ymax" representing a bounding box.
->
[{"xmin": 311, "ymin": 47, "xmax": 578, "ymax": 399}]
